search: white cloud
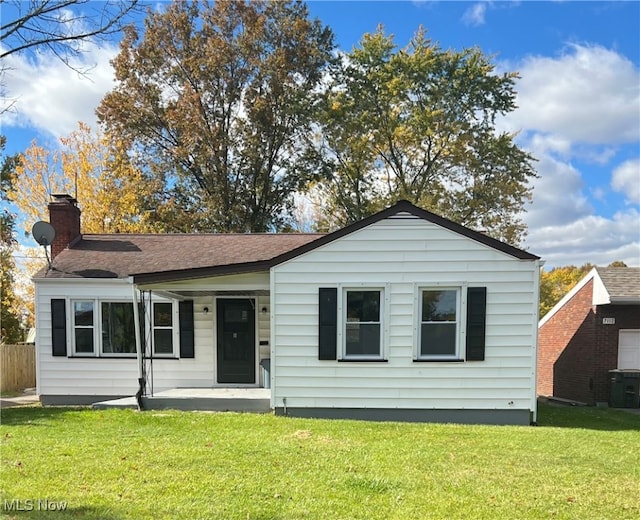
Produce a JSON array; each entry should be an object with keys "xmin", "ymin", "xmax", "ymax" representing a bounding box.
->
[
  {"xmin": 525, "ymin": 209, "xmax": 640, "ymax": 268},
  {"xmin": 503, "ymin": 43, "xmax": 640, "ymax": 268},
  {"xmin": 506, "ymin": 44, "xmax": 640, "ymax": 145},
  {"xmin": 611, "ymin": 158, "xmax": 640, "ymax": 204},
  {"xmin": 523, "ymin": 136, "xmax": 592, "ymax": 228},
  {"xmin": 521, "ymin": 143, "xmax": 639, "ymax": 268},
  {"xmin": 2, "ymin": 41, "xmax": 118, "ymax": 139},
  {"xmin": 462, "ymin": 2, "xmax": 488, "ymax": 26},
  {"xmin": 524, "ymin": 167, "xmax": 584, "ymax": 229}
]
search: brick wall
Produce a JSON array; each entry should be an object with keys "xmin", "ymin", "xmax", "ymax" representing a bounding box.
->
[
  {"xmin": 537, "ymin": 279, "xmax": 596, "ymax": 403},
  {"xmin": 49, "ymin": 196, "xmax": 81, "ymax": 259},
  {"xmin": 538, "ymin": 277, "xmax": 640, "ymax": 405},
  {"xmin": 592, "ymin": 305, "xmax": 640, "ymax": 403}
]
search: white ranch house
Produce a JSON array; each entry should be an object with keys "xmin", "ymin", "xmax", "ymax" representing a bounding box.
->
[{"xmin": 34, "ymin": 195, "xmax": 541, "ymax": 424}]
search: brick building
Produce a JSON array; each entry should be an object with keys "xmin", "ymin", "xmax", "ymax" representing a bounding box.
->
[{"xmin": 537, "ymin": 267, "xmax": 640, "ymax": 405}]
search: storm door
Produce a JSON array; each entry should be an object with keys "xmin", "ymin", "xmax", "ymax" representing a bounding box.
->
[{"xmin": 216, "ymin": 299, "xmax": 256, "ymax": 384}]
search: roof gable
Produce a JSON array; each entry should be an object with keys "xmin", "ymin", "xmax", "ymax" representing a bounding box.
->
[
  {"xmin": 37, "ymin": 200, "xmax": 538, "ymax": 284},
  {"xmin": 593, "ymin": 267, "xmax": 640, "ymax": 304},
  {"xmin": 271, "ymin": 200, "xmax": 539, "ymax": 267},
  {"xmin": 539, "ymin": 266, "xmax": 640, "ymax": 327}
]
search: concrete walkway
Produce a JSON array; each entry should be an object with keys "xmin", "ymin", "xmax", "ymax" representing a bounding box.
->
[{"xmin": 0, "ymin": 388, "xmax": 39, "ymax": 409}]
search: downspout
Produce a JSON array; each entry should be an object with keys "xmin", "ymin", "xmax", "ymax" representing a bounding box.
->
[
  {"xmin": 269, "ymin": 266, "xmax": 277, "ymax": 412},
  {"xmin": 131, "ymin": 279, "xmax": 144, "ymax": 410}
]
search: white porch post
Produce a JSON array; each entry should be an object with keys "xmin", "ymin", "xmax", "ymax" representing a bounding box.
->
[{"xmin": 130, "ymin": 279, "xmax": 144, "ymax": 406}]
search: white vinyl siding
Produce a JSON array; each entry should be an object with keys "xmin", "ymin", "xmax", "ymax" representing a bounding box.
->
[
  {"xmin": 271, "ymin": 214, "xmax": 539, "ymax": 412},
  {"xmin": 35, "ymin": 280, "xmax": 215, "ymax": 397},
  {"xmin": 35, "ymin": 275, "xmax": 274, "ymax": 397}
]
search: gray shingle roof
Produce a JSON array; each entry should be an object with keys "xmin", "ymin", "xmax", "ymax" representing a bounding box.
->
[
  {"xmin": 595, "ymin": 267, "xmax": 640, "ymax": 300},
  {"xmin": 35, "ymin": 200, "xmax": 540, "ymax": 283},
  {"xmin": 37, "ymin": 233, "xmax": 324, "ymax": 279}
]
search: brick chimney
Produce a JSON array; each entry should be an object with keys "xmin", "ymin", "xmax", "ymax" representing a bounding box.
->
[{"xmin": 48, "ymin": 194, "xmax": 81, "ymax": 259}]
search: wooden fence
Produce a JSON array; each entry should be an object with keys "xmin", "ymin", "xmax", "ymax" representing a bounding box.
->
[{"xmin": 1, "ymin": 344, "xmax": 36, "ymax": 393}]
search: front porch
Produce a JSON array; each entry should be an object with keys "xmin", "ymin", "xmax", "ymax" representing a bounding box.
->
[{"xmin": 92, "ymin": 388, "xmax": 271, "ymax": 412}]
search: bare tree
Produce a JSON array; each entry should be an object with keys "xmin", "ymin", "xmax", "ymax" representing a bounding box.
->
[{"xmin": 1, "ymin": 0, "xmax": 140, "ymax": 63}]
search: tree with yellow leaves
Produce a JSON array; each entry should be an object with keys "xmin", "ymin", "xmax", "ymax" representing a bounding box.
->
[
  {"xmin": 8, "ymin": 122, "xmax": 162, "ymax": 236},
  {"xmin": 539, "ymin": 261, "xmax": 628, "ymax": 318}
]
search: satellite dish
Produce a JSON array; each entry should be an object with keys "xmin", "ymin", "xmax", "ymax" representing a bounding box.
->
[{"xmin": 32, "ymin": 221, "xmax": 56, "ymax": 246}]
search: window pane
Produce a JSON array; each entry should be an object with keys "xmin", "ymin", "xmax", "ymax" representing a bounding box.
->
[
  {"xmin": 74, "ymin": 301, "xmax": 93, "ymax": 326},
  {"xmin": 102, "ymin": 302, "xmax": 136, "ymax": 354},
  {"xmin": 421, "ymin": 323, "xmax": 456, "ymax": 356},
  {"xmin": 422, "ymin": 290, "xmax": 457, "ymax": 322},
  {"xmin": 346, "ymin": 291, "xmax": 380, "ymax": 322},
  {"xmin": 74, "ymin": 329, "xmax": 94, "ymax": 353},
  {"xmin": 154, "ymin": 329, "xmax": 173, "ymax": 354},
  {"xmin": 346, "ymin": 323, "xmax": 380, "ymax": 356},
  {"xmin": 154, "ymin": 303, "xmax": 173, "ymax": 327}
]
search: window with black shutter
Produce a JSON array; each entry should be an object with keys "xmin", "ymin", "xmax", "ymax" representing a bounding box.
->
[
  {"xmin": 318, "ymin": 288, "xmax": 337, "ymax": 360},
  {"xmin": 179, "ymin": 300, "xmax": 195, "ymax": 358},
  {"xmin": 466, "ymin": 287, "xmax": 487, "ymax": 361},
  {"xmin": 51, "ymin": 299, "xmax": 67, "ymax": 356}
]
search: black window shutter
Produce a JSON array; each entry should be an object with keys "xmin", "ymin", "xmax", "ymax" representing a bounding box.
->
[
  {"xmin": 179, "ymin": 300, "xmax": 195, "ymax": 358},
  {"xmin": 318, "ymin": 288, "xmax": 337, "ymax": 360},
  {"xmin": 51, "ymin": 299, "xmax": 67, "ymax": 356},
  {"xmin": 466, "ymin": 287, "xmax": 487, "ymax": 361}
]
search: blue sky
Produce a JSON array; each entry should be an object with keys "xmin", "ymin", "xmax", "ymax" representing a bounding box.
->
[{"xmin": 2, "ymin": 1, "xmax": 639, "ymax": 267}]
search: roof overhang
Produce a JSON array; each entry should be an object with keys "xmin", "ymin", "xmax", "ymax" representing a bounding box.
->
[
  {"xmin": 131, "ymin": 259, "xmax": 271, "ymax": 284},
  {"xmin": 606, "ymin": 297, "xmax": 640, "ymax": 305},
  {"xmin": 131, "ymin": 200, "xmax": 539, "ymax": 285}
]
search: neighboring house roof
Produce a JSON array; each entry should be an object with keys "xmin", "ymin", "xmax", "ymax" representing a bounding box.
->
[
  {"xmin": 36, "ymin": 200, "xmax": 539, "ymax": 284},
  {"xmin": 594, "ymin": 267, "xmax": 640, "ymax": 304},
  {"xmin": 539, "ymin": 266, "xmax": 640, "ymax": 327},
  {"xmin": 36, "ymin": 233, "xmax": 323, "ymax": 280}
]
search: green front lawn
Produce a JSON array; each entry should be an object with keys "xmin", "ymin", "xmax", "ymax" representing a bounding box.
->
[{"xmin": 1, "ymin": 403, "xmax": 638, "ymax": 519}]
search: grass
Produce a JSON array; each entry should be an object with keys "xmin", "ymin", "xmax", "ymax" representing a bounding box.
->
[
  {"xmin": 0, "ymin": 391, "xmax": 23, "ymax": 398},
  {"xmin": 1, "ymin": 403, "xmax": 638, "ymax": 519}
]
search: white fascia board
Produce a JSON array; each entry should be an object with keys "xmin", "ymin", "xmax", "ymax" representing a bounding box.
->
[
  {"xmin": 538, "ymin": 268, "xmax": 598, "ymax": 328},
  {"xmin": 592, "ymin": 271, "xmax": 612, "ymax": 305},
  {"xmin": 33, "ymin": 277, "xmax": 131, "ymax": 286}
]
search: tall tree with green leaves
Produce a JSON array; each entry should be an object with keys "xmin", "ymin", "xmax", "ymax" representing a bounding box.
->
[
  {"xmin": 97, "ymin": 0, "xmax": 334, "ymax": 232},
  {"xmin": 1, "ymin": 136, "xmax": 24, "ymax": 344},
  {"xmin": 312, "ymin": 27, "xmax": 537, "ymax": 244}
]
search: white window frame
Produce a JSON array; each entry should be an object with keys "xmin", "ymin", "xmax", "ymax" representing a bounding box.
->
[
  {"xmin": 151, "ymin": 300, "xmax": 179, "ymax": 358},
  {"xmin": 68, "ymin": 298, "xmax": 178, "ymax": 358},
  {"xmin": 338, "ymin": 285, "xmax": 387, "ymax": 361},
  {"xmin": 618, "ymin": 329, "xmax": 640, "ymax": 370},
  {"xmin": 71, "ymin": 299, "xmax": 97, "ymax": 357},
  {"xmin": 99, "ymin": 300, "xmax": 138, "ymax": 357},
  {"xmin": 415, "ymin": 284, "xmax": 466, "ymax": 361}
]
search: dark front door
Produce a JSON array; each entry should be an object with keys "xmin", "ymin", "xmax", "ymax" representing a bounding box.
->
[{"xmin": 217, "ymin": 298, "xmax": 255, "ymax": 384}]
